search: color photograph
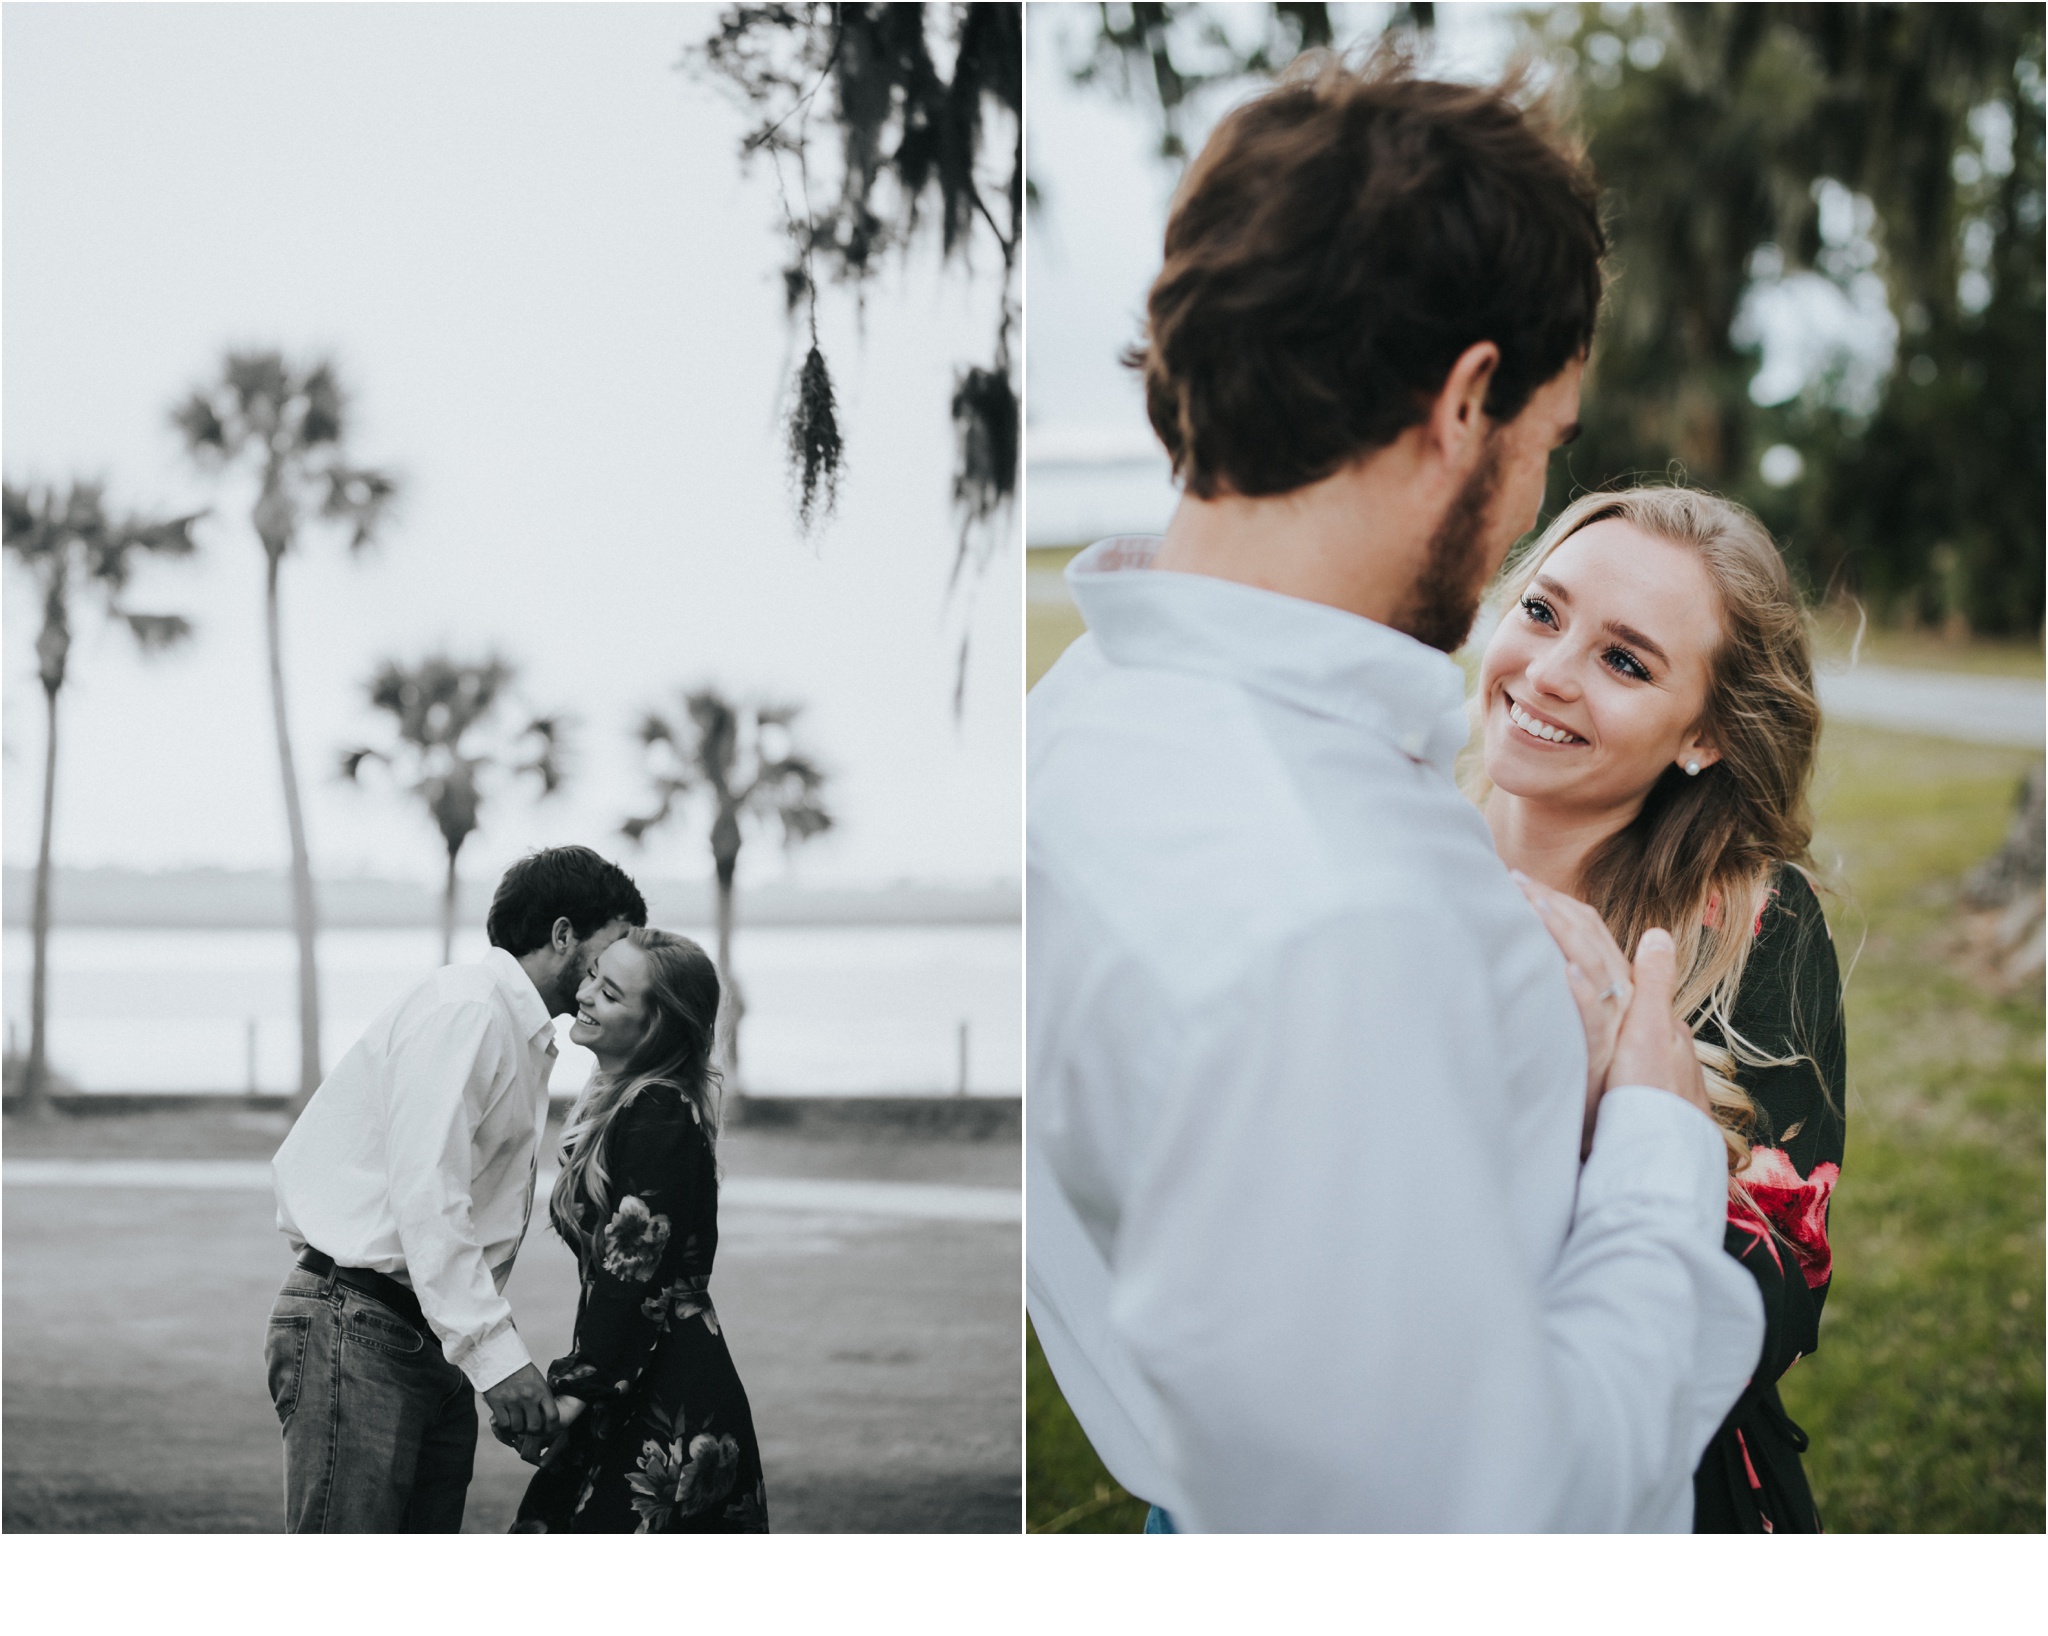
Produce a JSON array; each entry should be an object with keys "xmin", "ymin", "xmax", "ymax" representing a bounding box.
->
[{"xmin": 1025, "ymin": 0, "xmax": 2041, "ymax": 1534}]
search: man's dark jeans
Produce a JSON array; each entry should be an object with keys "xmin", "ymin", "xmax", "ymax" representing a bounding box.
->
[{"xmin": 265, "ymin": 1262, "xmax": 477, "ymax": 1532}]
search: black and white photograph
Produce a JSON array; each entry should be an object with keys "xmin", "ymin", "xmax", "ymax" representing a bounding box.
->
[{"xmin": 4, "ymin": 1, "xmax": 1022, "ymax": 1535}]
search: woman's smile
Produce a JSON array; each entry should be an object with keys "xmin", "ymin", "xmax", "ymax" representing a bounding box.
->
[{"xmin": 1503, "ymin": 691, "xmax": 1588, "ymax": 746}]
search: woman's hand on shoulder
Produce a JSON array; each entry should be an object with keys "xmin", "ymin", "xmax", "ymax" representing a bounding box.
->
[
  {"xmin": 1608, "ymin": 928, "xmax": 1713, "ymax": 1122},
  {"xmin": 1513, "ymin": 872, "xmax": 1633, "ymax": 1147}
]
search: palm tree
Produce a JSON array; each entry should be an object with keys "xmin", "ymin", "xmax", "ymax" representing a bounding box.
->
[
  {"xmin": 622, "ymin": 689, "xmax": 832, "ymax": 1087},
  {"xmin": 172, "ymin": 352, "xmax": 398, "ymax": 1109},
  {"xmin": 340, "ymin": 654, "xmax": 567, "ymax": 966},
  {"xmin": 3, "ymin": 481, "xmax": 200, "ymax": 1118}
]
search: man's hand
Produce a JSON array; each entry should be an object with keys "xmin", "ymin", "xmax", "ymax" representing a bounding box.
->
[
  {"xmin": 1513, "ymin": 872, "xmax": 1634, "ymax": 1151},
  {"xmin": 482, "ymin": 1363, "xmax": 558, "ymax": 1449},
  {"xmin": 520, "ymin": 1394, "xmax": 588, "ymax": 1467},
  {"xmin": 1608, "ymin": 927, "xmax": 1712, "ymax": 1120}
]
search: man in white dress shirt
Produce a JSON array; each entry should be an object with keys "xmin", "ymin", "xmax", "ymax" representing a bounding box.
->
[
  {"xmin": 1027, "ymin": 57, "xmax": 1765, "ymax": 1529},
  {"xmin": 266, "ymin": 845, "xmax": 645, "ymax": 1531}
]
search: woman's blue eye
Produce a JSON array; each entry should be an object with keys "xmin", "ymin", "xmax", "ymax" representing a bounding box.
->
[
  {"xmin": 1605, "ymin": 647, "xmax": 1651, "ymax": 682},
  {"xmin": 1521, "ymin": 596, "xmax": 1556, "ymax": 626}
]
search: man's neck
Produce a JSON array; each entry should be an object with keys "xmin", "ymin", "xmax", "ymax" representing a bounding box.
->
[
  {"xmin": 1484, "ymin": 787, "xmax": 1642, "ymax": 897},
  {"xmin": 514, "ymin": 949, "xmax": 568, "ymax": 1018},
  {"xmin": 1151, "ymin": 438, "xmax": 1442, "ymax": 623}
]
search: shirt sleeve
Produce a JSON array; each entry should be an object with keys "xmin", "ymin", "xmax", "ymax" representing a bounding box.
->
[
  {"xmin": 380, "ymin": 998, "xmax": 532, "ymax": 1393},
  {"xmin": 1106, "ymin": 901, "xmax": 1763, "ymax": 1531},
  {"xmin": 547, "ymin": 1087, "xmax": 710, "ymax": 1405}
]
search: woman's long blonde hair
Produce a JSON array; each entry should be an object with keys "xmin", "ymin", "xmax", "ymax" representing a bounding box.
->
[
  {"xmin": 1477, "ymin": 485, "xmax": 1827, "ymax": 1173},
  {"xmin": 547, "ymin": 927, "xmax": 722, "ymax": 1267}
]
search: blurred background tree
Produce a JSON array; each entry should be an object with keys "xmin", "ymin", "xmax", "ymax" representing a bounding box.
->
[
  {"xmin": 693, "ymin": 3, "xmax": 1022, "ymax": 707},
  {"xmin": 339, "ymin": 655, "xmax": 568, "ymax": 967},
  {"xmin": 2, "ymin": 481, "xmax": 200, "ymax": 1119},
  {"xmin": 621, "ymin": 688, "xmax": 833, "ymax": 1090},
  {"xmin": 1066, "ymin": 1, "xmax": 2044, "ymax": 637},
  {"xmin": 1540, "ymin": 2, "xmax": 2043, "ymax": 637},
  {"xmin": 174, "ymin": 352, "xmax": 400, "ymax": 1111}
]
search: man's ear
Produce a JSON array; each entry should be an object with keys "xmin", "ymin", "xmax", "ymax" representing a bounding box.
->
[
  {"xmin": 1426, "ymin": 341, "xmax": 1500, "ymax": 466},
  {"xmin": 550, "ymin": 915, "xmax": 577, "ymax": 955}
]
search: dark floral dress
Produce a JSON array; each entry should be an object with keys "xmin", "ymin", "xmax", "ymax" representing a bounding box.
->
[
  {"xmin": 512, "ymin": 1083, "xmax": 769, "ymax": 1533},
  {"xmin": 1691, "ymin": 866, "xmax": 1846, "ymax": 1534}
]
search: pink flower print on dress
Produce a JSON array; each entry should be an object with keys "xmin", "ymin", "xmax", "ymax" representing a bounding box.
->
[{"xmin": 1732, "ymin": 1146, "xmax": 1839, "ymax": 1289}]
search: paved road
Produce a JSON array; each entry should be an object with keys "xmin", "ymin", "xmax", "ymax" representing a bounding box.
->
[
  {"xmin": 2, "ymin": 1138, "xmax": 1020, "ymax": 1533},
  {"xmin": 1814, "ymin": 664, "xmax": 2042, "ymax": 748}
]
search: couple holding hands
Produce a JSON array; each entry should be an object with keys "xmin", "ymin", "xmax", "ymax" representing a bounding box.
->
[
  {"xmin": 1028, "ymin": 50, "xmax": 1845, "ymax": 1533},
  {"xmin": 264, "ymin": 848, "xmax": 768, "ymax": 1533}
]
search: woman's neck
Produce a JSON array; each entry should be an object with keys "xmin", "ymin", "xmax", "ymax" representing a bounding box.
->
[
  {"xmin": 1485, "ymin": 786, "xmax": 1642, "ymax": 896},
  {"xmin": 593, "ymin": 1053, "xmax": 629, "ymax": 1081}
]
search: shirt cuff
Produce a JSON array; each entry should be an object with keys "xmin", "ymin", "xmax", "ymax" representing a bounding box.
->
[
  {"xmin": 1580, "ymin": 1083, "xmax": 1730, "ymax": 1233},
  {"xmin": 457, "ymin": 1323, "xmax": 534, "ymax": 1395}
]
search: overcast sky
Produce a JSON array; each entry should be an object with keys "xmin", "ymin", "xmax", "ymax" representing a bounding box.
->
[{"xmin": 3, "ymin": 2, "xmax": 1020, "ymax": 891}]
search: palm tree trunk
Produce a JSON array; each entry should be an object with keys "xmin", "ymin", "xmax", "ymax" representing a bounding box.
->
[
  {"xmin": 264, "ymin": 550, "xmax": 323, "ymax": 1112},
  {"xmin": 20, "ymin": 683, "xmax": 61, "ymax": 1120},
  {"xmin": 713, "ymin": 864, "xmax": 743, "ymax": 1091},
  {"xmin": 441, "ymin": 847, "xmax": 459, "ymax": 968}
]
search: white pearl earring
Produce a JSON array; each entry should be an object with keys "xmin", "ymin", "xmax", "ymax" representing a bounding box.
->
[{"xmin": 1685, "ymin": 759, "xmax": 1702, "ymax": 776}]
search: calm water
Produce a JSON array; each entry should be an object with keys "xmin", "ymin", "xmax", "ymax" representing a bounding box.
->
[{"xmin": 2, "ymin": 922, "xmax": 1019, "ymax": 1097}]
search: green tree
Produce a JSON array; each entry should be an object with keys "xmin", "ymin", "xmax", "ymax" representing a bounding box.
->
[
  {"xmin": 1063, "ymin": 2, "xmax": 2044, "ymax": 635},
  {"xmin": 1536, "ymin": 3, "xmax": 2044, "ymax": 634},
  {"xmin": 693, "ymin": 4, "xmax": 1021, "ymax": 702},
  {"xmin": 339, "ymin": 655, "xmax": 567, "ymax": 966},
  {"xmin": 2, "ymin": 480, "xmax": 200, "ymax": 1118},
  {"xmin": 621, "ymin": 689, "xmax": 833, "ymax": 1087},
  {"xmin": 173, "ymin": 352, "xmax": 399, "ymax": 1109}
]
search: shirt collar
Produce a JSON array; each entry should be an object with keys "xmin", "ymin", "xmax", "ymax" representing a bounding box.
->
[
  {"xmin": 482, "ymin": 945, "xmax": 558, "ymax": 1049},
  {"xmin": 1065, "ymin": 535, "xmax": 1473, "ymax": 776}
]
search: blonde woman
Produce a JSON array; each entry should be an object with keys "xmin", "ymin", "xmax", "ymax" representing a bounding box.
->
[
  {"xmin": 1476, "ymin": 486, "xmax": 1845, "ymax": 1534},
  {"xmin": 511, "ymin": 928, "xmax": 768, "ymax": 1532}
]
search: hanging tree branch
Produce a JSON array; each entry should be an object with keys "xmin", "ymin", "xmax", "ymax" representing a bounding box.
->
[{"xmin": 691, "ymin": 3, "xmax": 1022, "ymax": 694}]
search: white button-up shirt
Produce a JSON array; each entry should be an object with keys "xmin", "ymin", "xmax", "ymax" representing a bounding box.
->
[
  {"xmin": 1027, "ymin": 536, "xmax": 1763, "ymax": 1531},
  {"xmin": 274, "ymin": 946, "xmax": 559, "ymax": 1392}
]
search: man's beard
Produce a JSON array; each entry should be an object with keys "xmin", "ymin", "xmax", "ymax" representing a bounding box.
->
[
  {"xmin": 545, "ymin": 942, "xmax": 590, "ymax": 1017},
  {"xmin": 1395, "ymin": 435, "xmax": 1505, "ymax": 653}
]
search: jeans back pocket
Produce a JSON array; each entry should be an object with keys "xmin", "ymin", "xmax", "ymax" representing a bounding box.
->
[{"xmin": 265, "ymin": 1313, "xmax": 312, "ymax": 1426}]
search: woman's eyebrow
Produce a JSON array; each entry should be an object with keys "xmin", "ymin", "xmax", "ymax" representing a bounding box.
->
[
  {"xmin": 1534, "ymin": 575, "xmax": 1671, "ymax": 666},
  {"xmin": 1605, "ymin": 620, "xmax": 1670, "ymax": 666}
]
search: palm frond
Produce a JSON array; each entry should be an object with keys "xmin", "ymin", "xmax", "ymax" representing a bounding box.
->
[
  {"xmin": 338, "ymin": 746, "xmax": 385, "ymax": 782},
  {"xmin": 170, "ymin": 391, "xmax": 231, "ymax": 459},
  {"xmin": 222, "ymin": 351, "xmax": 291, "ymax": 420},
  {"xmin": 635, "ymin": 710, "xmax": 678, "ymax": 749},
  {"xmin": 515, "ymin": 714, "xmax": 569, "ymax": 796},
  {"xmin": 127, "ymin": 510, "xmax": 204, "ymax": 559},
  {"xmin": 299, "ymin": 361, "xmax": 345, "ymax": 446},
  {"xmin": 121, "ymin": 612, "xmax": 192, "ymax": 652},
  {"xmin": 320, "ymin": 463, "xmax": 399, "ymax": 552}
]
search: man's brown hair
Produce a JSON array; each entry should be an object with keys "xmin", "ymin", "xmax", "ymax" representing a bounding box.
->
[{"xmin": 1132, "ymin": 47, "xmax": 1605, "ymax": 499}]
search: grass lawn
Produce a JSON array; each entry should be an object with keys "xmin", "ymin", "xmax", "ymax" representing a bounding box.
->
[{"xmin": 1025, "ymin": 708, "xmax": 2045, "ymax": 1531}]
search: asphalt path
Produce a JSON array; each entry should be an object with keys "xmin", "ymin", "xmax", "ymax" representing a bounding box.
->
[
  {"xmin": 2, "ymin": 1128, "xmax": 1020, "ymax": 1533},
  {"xmin": 1813, "ymin": 663, "xmax": 2043, "ymax": 748}
]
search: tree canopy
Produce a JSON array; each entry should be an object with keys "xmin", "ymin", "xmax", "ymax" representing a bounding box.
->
[{"xmin": 1063, "ymin": 2, "xmax": 2043, "ymax": 635}]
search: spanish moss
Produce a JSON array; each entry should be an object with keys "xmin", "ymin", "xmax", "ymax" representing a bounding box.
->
[{"xmin": 789, "ymin": 343, "xmax": 843, "ymax": 534}]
